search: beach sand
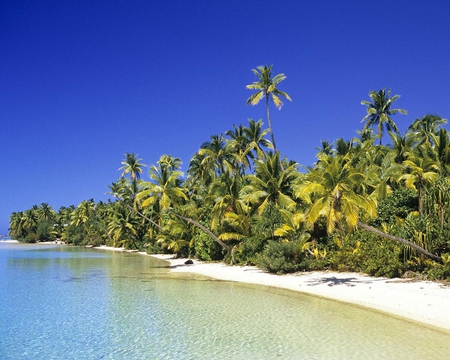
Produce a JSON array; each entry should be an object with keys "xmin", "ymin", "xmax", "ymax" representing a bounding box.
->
[{"xmin": 150, "ymin": 254, "xmax": 450, "ymax": 332}]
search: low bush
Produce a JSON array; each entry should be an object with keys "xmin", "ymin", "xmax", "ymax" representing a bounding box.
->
[
  {"xmin": 194, "ymin": 230, "xmax": 223, "ymax": 261},
  {"xmin": 329, "ymin": 232, "xmax": 406, "ymax": 278},
  {"xmin": 255, "ymin": 240, "xmax": 305, "ymax": 274}
]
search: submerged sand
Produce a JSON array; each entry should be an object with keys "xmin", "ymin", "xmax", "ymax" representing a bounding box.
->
[
  {"xmin": 90, "ymin": 247, "xmax": 450, "ymax": 331},
  {"xmin": 150, "ymin": 254, "xmax": 450, "ymax": 332}
]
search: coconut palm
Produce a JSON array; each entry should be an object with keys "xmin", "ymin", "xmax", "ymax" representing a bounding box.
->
[
  {"xmin": 388, "ymin": 131, "xmax": 416, "ymax": 163},
  {"xmin": 408, "ymin": 114, "xmax": 447, "ymax": 147},
  {"xmin": 136, "ymin": 155, "xmax": 188, "ymax": 212},
  {"xmin": 209, "ymin": 172, "xmax": 248, "ymax": 231},
  {"xmin": 399, "ymin": 152, "xmax": 439, "ymax": 214},
  {"xmin": 295, "ymin": 154, "xmax": 376, "ymax": 239},
  {"xmin": 197, "ymin": 134, "xmax": 232, "ymax": 177},
  {"xmin": 108, "ymin": 203, "xmax": 146, "ymax": 249},
  {"xmin": 243, "ymin": 119, "xmax": 272, "ymax": 160},
  {"xmin": 361, "ymin": 88, "xmax": 407, "ymax": 145},
  {"xmin": 246, "ymin": 65, "xmax": 292, "ymax": 154},
  {"xmin": 241, "ymin": 152, "xmax": 298, "ymax": 214},
  {"xmin": 22, "ymin": 209, "xmax": 39, "ymax": 233},
  {"xmin": 37, "ymin": 203, "xmax": 56, "ymax": 222},
  {"xmin": 225, "ymin": 124, "xmax": 251, "ymax": 174},
  {"xmin": 9, "ymin": 211, "xmax": 25, "ymax": 239},
  {"xmin": 433, "ymin": 129, "xmax": 450, "ymax": 175},
  {"xmin": 119, "ymin": 152, "xmax": 147, "ymax": 182},
  {"xmin": 315, "ymin": 140, "xmax": 334, "ymax": 157}
]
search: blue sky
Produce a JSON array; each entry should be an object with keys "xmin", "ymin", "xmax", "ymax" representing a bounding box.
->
[{"xmin": 2, "ymin": 0, "xmax": 450, "ymax": 234}]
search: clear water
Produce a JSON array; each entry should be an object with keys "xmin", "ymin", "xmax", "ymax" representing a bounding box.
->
[{"xmin": 1, "ymin": 243, "xmax": 449, "ymax": 359}]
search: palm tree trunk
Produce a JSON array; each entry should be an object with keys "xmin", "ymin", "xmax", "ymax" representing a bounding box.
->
[
  {"xmin": 266, "ymin": 95, "xmax": 285, "ymax": 171},
  {"xmin": 167, "ymin": 210, "xmax": 232, "ymax": 256},
  {"xmin": 266, "ymin": 95, "xmax": 277, "ymax": 153},
  {"xmin": 357, "ymin": 221, "xmax": 442, "ymax": 263},
  {"xmin": 123, "ymin": 203, "xmax": 164, "ymax": 232}
]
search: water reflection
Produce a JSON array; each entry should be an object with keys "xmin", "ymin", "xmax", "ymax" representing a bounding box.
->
[{"xmin": 1, "ymin": 243, "xmax": 449, "ymax": 359}]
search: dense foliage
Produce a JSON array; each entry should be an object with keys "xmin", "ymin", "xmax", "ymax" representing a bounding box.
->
[{"xmin": 9, "ymin": 68, "xmax": 450, "ymax": 280}]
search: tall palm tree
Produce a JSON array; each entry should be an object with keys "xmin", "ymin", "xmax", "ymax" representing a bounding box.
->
[
  {"xmin": 246, "ymin": 65, "xmax": 292, "ymax": 154},
  {"xmin": 433, "ymin": 128, "xmax": 450, "ymax": 175},
  {"xmin": 388, "ymin": 130, "xmax": 416, "ymax": 163},
  {"xmin": 361, "ymin": 88, "xmax": 407, "ymax": 145},
  {"xmin": 119, "ymin": 152, "xmax": 147, "ymax": 182}
]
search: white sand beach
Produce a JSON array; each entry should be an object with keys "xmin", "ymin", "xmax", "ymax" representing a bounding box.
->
[{"xmin": 150, "ymin": 254, "xmax": 450, "ymax": 332}]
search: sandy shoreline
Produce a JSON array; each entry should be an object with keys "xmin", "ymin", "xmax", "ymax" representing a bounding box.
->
[{"xmin": 148, "ymin": 254, "xmax": 450, "ymax": 332}]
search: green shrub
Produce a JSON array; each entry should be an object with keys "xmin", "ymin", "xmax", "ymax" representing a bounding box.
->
[
  {"xmin": 255, "ymin": 240, "xmax": 305, "ymax": 274},
  {"xmin": 375, "ymin": 188, "xmax": 418, "ymax": 226},
  {"xmin": 23, "ymin": 232, "xmax": 38, "ymax": 243},
  {"xmin": 330, "ymin": 231, "xmax": 406, "ymax": 278},
  {"xmin": 194, "ymin": 230, "xmax": 223, "ymax": 261},
  {"xmin": 425, "ymin": 254, "xmax": 450, "ymax": 281}
]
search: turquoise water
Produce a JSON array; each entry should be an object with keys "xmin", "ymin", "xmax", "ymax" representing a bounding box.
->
[{"xmin": 1, "ymin": 243, "xmax": 449, "ymax": 359}]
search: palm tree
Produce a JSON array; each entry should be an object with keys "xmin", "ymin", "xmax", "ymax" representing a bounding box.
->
[
  {"xmin": 37, "ymin": 203, "xmax": 56, "ymax": 222},
  {"xmin": 246, "ymin": 65, "xmax": 292, "ymax": 154},
  {"xmin": 295, "ymin": 154, "xmax": 375, "ymax": 239},
  {"xmin": 225, "ymin": 124, "xmax": 251, "ymax": 174},
  {"xmin": 9, "ymin": 211, "xmax": 25, "ymax": 239},
  {"xmin": 241, "ymin": 152, "xmax": 298, "ymax": 214},
  {"xmin": 243, "ymin": 119, "xmax": 272, "ymax": 161},
  {"xmin": 209, "ymin": 172, "xmax": 248, "ymax": 231},
  {"xmin": 296, "ymin": 153, "xmax": 442, "ymax": 262},
  {"xmin": 315, "ymin": 140, "xmax": 334, "ymax": 157},
  {"xmin": 433, "ymin": 129, "xmax": 450, "ymax": 175},
  {"xmin": 108, "ymin": 203, "xmax": 145, "ymax": 249},
  {"xmin": 136, "ymin": 155, "xmax": 188, "ymax": 212},
  {"xmin": 119, "ymin": 152, "xmax": 147, "ymax": 182},
  {"xmin": 197, "ymin": 134, "xmax": 232, "ymax": 177},
  {"xmin": 388, "ymin": 130, "xmax": 416, "ymax": 163},
  {"xmin": 361, "ymin": 88, "xmax": 407, "ymax": 145},
  {"xmin": 408, "ymin": 114, "xmax": 447, "ymax": 147},
  {"xmin": 399, "ymin": 152, "xmax": 439, "ymax": 214}
]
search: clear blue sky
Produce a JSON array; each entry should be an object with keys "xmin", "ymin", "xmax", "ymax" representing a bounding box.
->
[{"xmin": 2, "ymin": 0, "xmax": 450, "ymax": 234}]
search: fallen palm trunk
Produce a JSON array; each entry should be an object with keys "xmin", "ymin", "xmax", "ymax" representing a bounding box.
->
[{"xmin": 357, "ymin": 221, "xmax": 442, "ymax": 263}]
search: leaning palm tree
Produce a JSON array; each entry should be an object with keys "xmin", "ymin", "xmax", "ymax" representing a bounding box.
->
[
  {"xmin": 295, "ymin": 153, "xmax": 442, "ymax": 262},
  {"xmin": 246, "ymin": 65, "xmax": 292, "ymax": 154},
  {"xmin": 361, "ymin": 88, "xmax": 407, "ymax": 145}
]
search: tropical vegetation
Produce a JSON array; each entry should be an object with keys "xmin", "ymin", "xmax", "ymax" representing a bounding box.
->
[{"xmin": 9, "ymin": 66, "xmax": 450, "ymax": 280}]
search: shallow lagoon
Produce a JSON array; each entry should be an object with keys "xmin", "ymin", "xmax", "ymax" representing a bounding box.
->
[{"xmin": 1, "ymin": 243, "xmax": 449, "ymax": 359}]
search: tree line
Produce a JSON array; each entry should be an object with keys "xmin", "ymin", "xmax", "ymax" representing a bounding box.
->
[{"xmin": 9, "ymin": 66, "xmax": 450, "ymax": 279}]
